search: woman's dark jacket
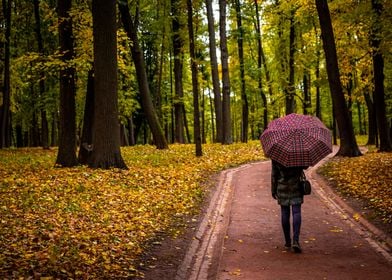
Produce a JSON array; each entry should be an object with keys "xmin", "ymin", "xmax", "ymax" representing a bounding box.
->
[{"xmin": 271, "ymin": 160, "xmax": 307, "ymax": 206}]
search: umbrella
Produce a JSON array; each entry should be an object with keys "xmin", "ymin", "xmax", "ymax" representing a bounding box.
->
[{"xmin": 260, "ymin": 113, "xmax": 332, "ymax": 167}]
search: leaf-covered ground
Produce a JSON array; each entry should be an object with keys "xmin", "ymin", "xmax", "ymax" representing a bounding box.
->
[
  {"xmin": 319, "ymin": 150, "xmax": 392, "ymax": 227},
  {"xmin": 1, "ymin": 143, "xmax": 391, "ymax": 278},
  {"xmin": 0, "ymin": 143, "xmax": 265, "ymax": 279}
]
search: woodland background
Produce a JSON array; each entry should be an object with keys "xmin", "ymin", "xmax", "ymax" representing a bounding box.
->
[{"xmin": 0, "ymin": 0, "xmax": 391, "ymax": 166}]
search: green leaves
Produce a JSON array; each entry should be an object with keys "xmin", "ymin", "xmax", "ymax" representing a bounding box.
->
[{"xmin": 0, "ymin": 142, "xmax": 264, "ymax": 278}]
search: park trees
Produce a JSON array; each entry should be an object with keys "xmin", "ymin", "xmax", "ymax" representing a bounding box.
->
[
  {"xmin": 88, "ymin": 0, "xmax": 127, "ymax": 169},
  {"xmin": 0, "ymin": 0, "xmax": 391, "ymax": 158}
]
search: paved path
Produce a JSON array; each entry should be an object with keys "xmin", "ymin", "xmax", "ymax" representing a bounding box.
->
[{"xmin": 177, "ymin": 154, "xmax": 392, "ymax": 279}]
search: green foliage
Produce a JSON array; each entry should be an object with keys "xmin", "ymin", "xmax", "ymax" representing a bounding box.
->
[{"xmin": 0, "ymin": 142, "xmax": 265, "ymax": 278}]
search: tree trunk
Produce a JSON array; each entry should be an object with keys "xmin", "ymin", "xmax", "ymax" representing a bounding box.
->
[
  {"xmin": 315, "ymin": 44, "xmax": 322, "ymax": 120},
  {"xmin": 303, "ymin": 71, "xmax": 310, "ymax": 115},
  {"xmin": 235, "ymin": 0, "xmax": 248, "ymax": 143},
  {"xmin": 33, "ymin": 0, "xmax": 49, "ymax": 149},
  {"xmin": 186, "ymin": 0, "xmax": 202, "ymax": 156},
  {"xmin": 286, "ymin": 9, "xmax": 296, "ymax": 115},
  {"xmin": 205, "ymin": 0, "xmax": 222, "ymax": 142},
  {"xmin": 118, "ymin": 0, "xmax": 168, "ymax": 150},
  {"xmin": 254, "ymin": 0, "xmax": 268, "ymax": 129},
  {"xmin": 55, "ymin": 0, "xmax": 78, "ymax": 167},
  {"xmin": 171, "ymin": 0, "xmax": 185, "ymax": 144},
  {"xmin": 88, "ymin": 0, "xmax": 127, "ymax": 169},
  {"xmin": 315, "ymin": 0, "xmax": 361, "ymax": 157},
  {"xmin": 371, "ymin": 0, "xmax": 392, "ymax": 151},
  {"xmin": 0, "ymin": 0, "xmax": 11, "ymax": 148},
  {"xmin": 219, "ymin": 0, "xmax": 232, "ymax": 144},
  {"xmin": 78, "ymin": 70, "xmax": 94, "ymax": 164}
]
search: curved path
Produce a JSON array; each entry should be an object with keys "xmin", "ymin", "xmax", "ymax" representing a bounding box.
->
[{"xmin": 176, "ymin": 152, "xmax": 392, "ymax": 280}]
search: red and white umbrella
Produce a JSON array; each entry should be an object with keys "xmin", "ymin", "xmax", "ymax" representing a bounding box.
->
[{"xmin": 260, "ymin": 113, "xmax": 332, "ymax": 167}]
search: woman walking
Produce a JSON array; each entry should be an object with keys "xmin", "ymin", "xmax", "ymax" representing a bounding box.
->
[{"xmin": 271, "ymin": 160, "xmax": 307, "ymax": 253}]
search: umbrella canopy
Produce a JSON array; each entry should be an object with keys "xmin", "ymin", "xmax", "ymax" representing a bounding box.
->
[{"xmin": 260, "ymin": 113, "xmax": 332, "ymax": 167}]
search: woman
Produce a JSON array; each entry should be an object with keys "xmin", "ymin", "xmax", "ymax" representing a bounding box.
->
[{"xmin": 271, "ymin": 160, "xmax": 307, "ymax": 253}]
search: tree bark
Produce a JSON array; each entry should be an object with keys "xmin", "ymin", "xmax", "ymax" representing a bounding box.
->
[
  {"xmin": 205, "ymin": 0, "xmax": 222, "ymax": 142},
  {"xmin": 171, "ymin": 0, "xmax": 185, "ymax": 143},
  {"xmin": 55, "ymin": 0, "xmax": 78, "ymax": 166},
  {"xmin": 364, "ymin": 91, "xmax": 376, "ymax": 145},
  {"xmin": 286, "ymin": 9, "xmax": 296, "ymax": 115},
  {"xmin": 88, "ymin": 0, "xmax": 127, "ymax": 169},
  {"xmin": 78, "ymin": 69, "xmax": 94, "ymax": 164},
  {"xmin": 254, "ymin": 0, "xmax": 268, "ymax": 130},
  {"xmin": 33, "ymin": 0, "xmax": 49, "ymax": 149},
  {"xmin": 118, "ymin": 0, "xmax": 168, "ymax": 149},
  {"xmin": 315, "ymin": 0, "xmax": 361, "ymax": 157},
  {"xmin": 235, "ymin": 0, "xmax": 248, "ymax": 143},
  {"xmin": 186, "ymin": 0, "xmax": 202, "ymax": 156},
  {"xmin": 219, "ymin": 0, "xmax": 232, "ymax": 144},
  {"xmin": 0, "ymin": 0, "xmax": 11, "ymax": 148},
  {"xmin": 371, "ymin": 0, "xmax": 392, "ymax": 151}
]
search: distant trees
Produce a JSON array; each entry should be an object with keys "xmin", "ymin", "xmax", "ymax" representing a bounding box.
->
[{"xmin": 0, "ymin": 0, "xmax": 391, "ymax": 159}]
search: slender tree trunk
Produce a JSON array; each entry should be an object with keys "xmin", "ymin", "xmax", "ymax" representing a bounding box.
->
[
  {"xmin": 33, "ymin": 0, "xmax": 49, "ymax": 149},
  {"xmin": 254, "ymin": 0, "xmax": 268, "ymax": 129},
  {"xmin": 235, "ymin": 0, "xmax": 248, "ymax": 143},
  {"xmin": 51, "ymin": 112, "xmax": 58, "ymax": 146},
  {"xmin": 0, "ymin": 0, "xmax": 11, "ymax": 148},
  {"xmin": 315, "ymin": 0, "xmax": 361, "ymax": 157},
  {"xmin": 303, "ymin": 71, "xmax": 310, "ymax": 115},
  {"xmin": 364, "ymin": 91, "xmax": 376, "ymax": 145},
  {"xmin": 55, "ymin": 0, "xmax": 78, "ymax": 166},
  {"xmin": 187, "ymin": 0, "xmax": 202, "ymax": 156},
  {"xmin": 219, "ymin": 0, "xmax": 232, "ymax": 144},
  {"xmin": 78, "ymin": 70, "xmax": 94, "ymax": 164},
  {"xmin": 118, "ymin": 1, "xmax": 168, "ymax": 149},
  {"xmin": 371, "ymin": 0, "xmax": 392, "ymax": 151},
  {"xmin": 205, "ymin": 0, "xmax": 222, "ymax": 142},
  {"xmin": 286, "ymin": 9, "xmax": 296, "ymax": 115},
  {"xmin": 315, "ymin": 46, "xmax": 322, "ymax": 120},
  {"xmin": 171, "ymin": 0, "xmax": 185, "ymax": 144},
  {"xmin": 88, "ymin": 0, "xmax": 127, "ymax": 169}
]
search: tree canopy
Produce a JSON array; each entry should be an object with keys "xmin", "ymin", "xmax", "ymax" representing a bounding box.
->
[{"xmin": 0, "ymin": 0, "xmax": 391, "ymax": 159}]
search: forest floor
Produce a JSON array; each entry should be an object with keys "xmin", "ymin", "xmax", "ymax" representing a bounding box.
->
[{"xmin": 138, "ymin": 149, "xmax": 392, "ymax": 280}]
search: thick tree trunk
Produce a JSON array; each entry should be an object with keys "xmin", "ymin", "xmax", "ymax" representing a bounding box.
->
[
  {"xmin": 33, "ymin": 0, "xmax": 49, "ymax": 149},
  {"xmin": 118, "ymin": 0, "xmax": 168, "ymax": 149},
  {"xmin": 171, "ymin": 0, "xmax": 185, "ymax": 144},
  {"xmin": 315, "ymin": 0, "xmax": 361, "ymax": 157},
  {"xmin": 0, "ymin": 0, "xmax": 11, "ymax": 148},
  {"xmin": 55, "ymin": 0, "xmax": 78, "ymax": 166},
  {"xmin": 219, "ymin": 0, "xmax": 232, "ymax": 144},
  {"xmin": 235, "ymin": 0, "xmax": 248, "ymax": 143},
  {"xmin": 186, "ymin": 0, "xmax": 202, "ymax": 156},
  {"xmin": 205, "ymin": 0, "xmax": 222, "ymax": 142},
  {"xmin": 78, "ymin": 70, "xmax": 94, "ymax": 164},
  {"xmin": 371, "ymin": 0, "xmax": 392, "ymax": 151},
  {"xmin": 88, "ymin": 0, "xmax": 127, "ymax": 169}
]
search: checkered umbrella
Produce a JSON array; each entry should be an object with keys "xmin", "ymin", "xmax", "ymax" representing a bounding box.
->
[{"xmin": 260, "ymin": 113, "xmax": 332, "ymax": 167}]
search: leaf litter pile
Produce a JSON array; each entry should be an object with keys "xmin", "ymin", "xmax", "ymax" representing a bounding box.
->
[
  {"xmin": 0, "ymin": 143, "xmax": 265, "ymax": 278},
  {"xmin": 1, "ymin": 143, "xmax": 391, "ymax": 278},
  {"xmin": 320, "ymin": 151, "xmax": 392, "ymax": 226}
]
